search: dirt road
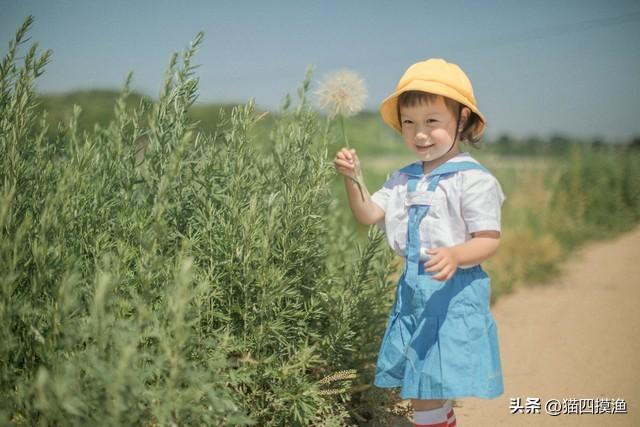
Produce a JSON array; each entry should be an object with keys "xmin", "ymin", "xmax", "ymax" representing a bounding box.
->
[
  {"xmin": 391, "ymin": 224, "xmax": 640, "ymax": 426},
  {"xmin": 455, "ymin": 224, "xmax": 640, "ymax": 426}
]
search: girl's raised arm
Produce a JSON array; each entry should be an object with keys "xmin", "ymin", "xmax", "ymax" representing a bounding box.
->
[{"xmin": 334, "ymin": 147, "xmax": 384, "ymax": 226}]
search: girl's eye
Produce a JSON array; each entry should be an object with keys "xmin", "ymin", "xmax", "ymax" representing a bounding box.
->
[{"xmin": 402, "ymin": 119, "xmax": 436, "ymax": 124}]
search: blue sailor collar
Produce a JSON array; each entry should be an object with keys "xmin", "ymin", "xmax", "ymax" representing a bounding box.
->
[{"xmin": 398, "ymin": 154, "xmax": 487, "ymax": 178}]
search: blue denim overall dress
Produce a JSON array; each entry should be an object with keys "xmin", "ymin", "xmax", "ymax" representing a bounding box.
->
[{"xmin": 373, "ymin": 161, "xmax": 505, "ymax": 400}]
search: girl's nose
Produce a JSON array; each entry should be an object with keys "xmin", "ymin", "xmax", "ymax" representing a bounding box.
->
[
  {"xmin": 415, "ymin": 123, "xmax": 430, "ymax": 136},
  {"xmin": 415, "ymin": 127, "xmax": 429, "ymax": 140}
]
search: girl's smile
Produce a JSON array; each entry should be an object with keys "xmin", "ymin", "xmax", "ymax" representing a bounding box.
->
[{"xmin": 415, "ymin": 143, "xmax": 434, "ymax": 151}]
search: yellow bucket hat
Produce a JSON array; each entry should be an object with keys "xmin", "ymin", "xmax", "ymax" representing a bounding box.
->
[{"xmin": 380, "ymin": 58, "xmax": 486, "ymax": 135}]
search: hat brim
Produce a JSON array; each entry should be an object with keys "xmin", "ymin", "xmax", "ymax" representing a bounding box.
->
[{"xmin": 380, "ymin": 80, "xmax": 486, "ymax": 134}]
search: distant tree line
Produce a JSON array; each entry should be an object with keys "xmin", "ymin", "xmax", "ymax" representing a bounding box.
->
[
  {"xmin": 35, "ymin": 90, "xmax": 640, "ymax": 156},
  {"xmin": 484, "ymin": 133, "xmax": 640, "ymax": 155}
]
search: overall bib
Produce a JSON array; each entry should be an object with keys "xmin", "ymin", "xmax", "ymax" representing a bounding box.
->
[{"xmin": 373, "ymin": 161, "xmax": 505, "ymax": 400}]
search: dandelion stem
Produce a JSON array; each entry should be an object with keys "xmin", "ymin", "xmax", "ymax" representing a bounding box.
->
[
  {"xmin": 339, "ymin": 114, "xmax": 365, "ymax": 202},
  {"xmin": 339, "ymin": 114, "xmax": 350, "ymax": 149}
]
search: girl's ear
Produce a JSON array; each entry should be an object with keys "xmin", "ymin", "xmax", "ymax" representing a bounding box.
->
[
  {"xmin": 459, "ymin": 106, "xmax": 471, "ymax": 130},
  {"xmin": 462, "ymin": 106, "xmax": 471, "ymax": 122}
]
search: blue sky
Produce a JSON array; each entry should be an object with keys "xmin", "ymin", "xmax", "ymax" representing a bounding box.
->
[{"xmin": 2, "ymin": 0, "xmax": 639, "ymax": 141}]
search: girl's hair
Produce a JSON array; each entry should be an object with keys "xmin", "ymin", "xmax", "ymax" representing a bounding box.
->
[{"xmin": 396, "ymin": 90, "xmax": 485, "ymax": 148}]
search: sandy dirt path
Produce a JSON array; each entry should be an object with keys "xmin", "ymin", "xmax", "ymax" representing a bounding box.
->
[
  {"xmin": 389, "ymin": 224, "xmax": 640, "ymax": 426},
  {"xmin": 453, "ymin": 224, "xmax": 640, "ymax": 426}
]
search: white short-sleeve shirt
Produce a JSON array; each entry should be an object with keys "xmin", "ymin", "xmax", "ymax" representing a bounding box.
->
[{"xmin": 370, "ymin": 152, "xmax": 506, "ymax": 269}]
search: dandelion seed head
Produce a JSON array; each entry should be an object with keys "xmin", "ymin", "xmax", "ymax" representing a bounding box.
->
[{"xmin": 314, "ymin": 69, "xmax": 367, "ymax": 118}]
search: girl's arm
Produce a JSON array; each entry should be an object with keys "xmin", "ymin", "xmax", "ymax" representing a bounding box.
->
[
  {"xmin": 425, "ymin": 230, "xmax": 500, "ymax": 281},
  {"xmin": 451, "ymin": 230, "xmax": 501, "ymax": 265},
  {"xmin": 335, "ymin": 147, "xmax": 385, "ymax": 226},
  {"xmin": 426, "ymin": 171, "xmax": 506, "ymax": 280},
  {"xmin": 343, "ymin": 175, "xmax": 385, "ymax": 226}
]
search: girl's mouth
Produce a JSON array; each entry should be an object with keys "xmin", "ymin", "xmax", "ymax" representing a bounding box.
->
[{"xmin": 415, "ymin": 144, "xmax": 433, "ymax": 151}]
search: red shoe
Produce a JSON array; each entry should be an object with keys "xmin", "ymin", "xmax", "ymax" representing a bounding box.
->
[{"xmin": 444, "ymin": 400, "xmax": 456, "ymax": 426}]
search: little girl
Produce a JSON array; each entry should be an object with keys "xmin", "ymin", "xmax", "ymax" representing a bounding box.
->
[{"xmin": 334, "ymin": 58, "xmax": 506, "ymax": 427}]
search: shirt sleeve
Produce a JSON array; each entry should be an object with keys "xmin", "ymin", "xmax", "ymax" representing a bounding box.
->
[
  {"xmin": 370, "ymin": 170, "xmax": 400, "ymax": 231},
  {"xmin": 460, "ymin": 170, "xmax": 507, "ymax": 234}
]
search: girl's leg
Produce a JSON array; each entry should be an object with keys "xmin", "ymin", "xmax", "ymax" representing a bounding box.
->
[
  {"xmin": 412, "ymin": 399, "xmax": 445, "ymax": 411},
  {"xmin": 411, "ymin": 399, "xmax": 448, "ymax": 426}
]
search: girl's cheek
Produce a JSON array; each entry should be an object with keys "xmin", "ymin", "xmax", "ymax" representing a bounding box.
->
[{"xmin": 431, "ymin": 128, "xmax": 450, "ymax": 140}]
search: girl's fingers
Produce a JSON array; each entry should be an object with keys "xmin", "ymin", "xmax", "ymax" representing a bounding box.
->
[
  {"xmin": 333, "ymin": 149, "xmax": 357, "ymax": 176},
  {"xmin": 424, "ymin": 253, "xmax": 442, "ymax": 268},
  {"xmin": 346, "ymin": 149, "xmax": 356, "ymax": 160},
  {"xmin": 432, "ymin": 270, "xmax": 444, "ymax": 281},
  {"xmin": 337, "ymin": 151, "xmax": 355, "ymax": 163},
  {"xmin": 335, "ymin": 160, "xmax": 354, "ymax": 170},
  {"xmin": 433, "ymin": 265, "xmax": 452, "ymax": 281},
  {"xmin": 334, "ymin": 162, "xmax": 356, "ymax": 177},
  {"xmin": 424, "ymin": 258, "xmax": 437, "ymax": 268},
  {"xmin": 425, "ymin": 248, "xmax": 439, "ymax": 259},
  {"xmin": 426, "ymin": 258, "xmax": 448, "ymax": 273}
]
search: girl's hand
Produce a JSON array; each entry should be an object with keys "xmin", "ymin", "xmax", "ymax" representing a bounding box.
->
[
  {"xmin": 334, "ymin": 147, "xmax": 360, "ymax": 179},
  {"xmin": 424, "ymin": 247, "xmax": 459, "ymax": 281}
]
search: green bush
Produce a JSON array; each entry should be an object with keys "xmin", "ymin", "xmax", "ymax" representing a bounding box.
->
[
  {"xmin": 1, "ymin": 17, "xmax": 398, "ymax": 426},
  {"xmin": 481, "ymin": 145, "xmax": 640, "ymax": 298},
  {"xmin": 547, "ymin": 143, "xmax": 640, "ymax": 248}
]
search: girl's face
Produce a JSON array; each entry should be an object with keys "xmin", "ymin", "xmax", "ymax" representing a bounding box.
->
[{"xmin": 399, "ymin": 96, "xmax": 469, "ymax": 163}]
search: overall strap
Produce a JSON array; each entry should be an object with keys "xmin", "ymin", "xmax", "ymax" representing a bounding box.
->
[{"xmin": 403, "ymin": 160, "xmax": 489, "ymax": 286}]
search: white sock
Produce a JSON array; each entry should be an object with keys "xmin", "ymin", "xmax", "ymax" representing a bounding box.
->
[{"xmin": 414, "ymin": 406, "xmax": 447, "ymax": 425}]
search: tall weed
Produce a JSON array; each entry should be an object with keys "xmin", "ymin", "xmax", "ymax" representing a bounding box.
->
[{"xmin": 1, "ymin": 17, "xmax": 397, "ymax": 426}]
